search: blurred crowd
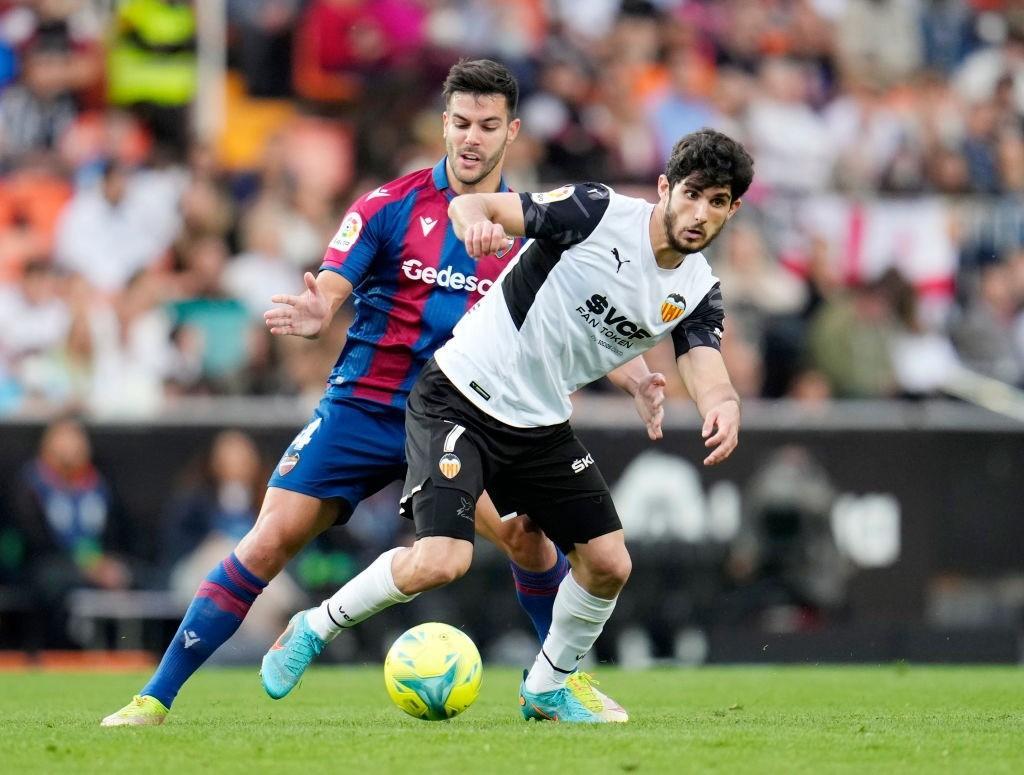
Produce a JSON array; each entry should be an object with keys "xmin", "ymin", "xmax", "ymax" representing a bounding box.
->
[
  {"xmin": 0, "ymin": 416, "xmax": 406, "ymax": 648},
  {"xmin": 1, "ymin": 0, "xmax": 1024, "ymax": 419}
]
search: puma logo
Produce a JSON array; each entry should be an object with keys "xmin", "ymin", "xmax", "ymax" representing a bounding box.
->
[{"xmin": 612, "ymin": 248, "xmax": 629, "ymax": 274}]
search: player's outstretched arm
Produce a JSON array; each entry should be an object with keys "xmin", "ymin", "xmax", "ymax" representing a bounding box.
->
[
  {"xmin": 676, "ymin": 347, "xmax": 740, "ymax": 466},
  {"xmin": 608, "ymin": 356, "xmax": 666, "ymax": 441},
  {"xmin": 449, "ymin": 192, "xmax": 525, "ymax": 258},
  {"xmin": 264, "ymin": 270, "xmax": 353, "ymax": 339}
]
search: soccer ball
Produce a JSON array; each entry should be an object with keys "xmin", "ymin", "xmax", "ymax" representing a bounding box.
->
[{"xmin": 383, "ymin": 622, "xmax": 482, "ymax": 720}]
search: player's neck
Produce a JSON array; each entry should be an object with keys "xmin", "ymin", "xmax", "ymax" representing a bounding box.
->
[{"xmin": 446, "ymin": 160, "xmax": 504, "ymax": 197}]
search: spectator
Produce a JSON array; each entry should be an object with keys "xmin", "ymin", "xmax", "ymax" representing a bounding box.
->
[
  {"xmin": 646, "ymin": 47, "xmax": 719, "ymax": 167},
  {"xmin": 807, "ymin": 276, "xmax": 899, "ymax": 398},
  {"xmin": 746, "ymin": 56, "xmax": 834, "ymax": 193},
  {"xmin": 178, "ymin": 143, "xmax": 235, "ymax": 245},
  {"xmin": 950, "ymin": 260, "xmax": 1024, "ymax": 385},
  {"xmin": 72, "ymin": 269, "xmax": 179, "ymax": 417},
  {"xmin": 162, "ymin": 429, "xmax": 304, "ymax": 655},
  {"xmin": 161, "ymin": 430, "xmax": 267, "ymax": 570},
  {"xmin": 588, "ymin": 58, "xmax": 661, "ymax": 182},
  {"xmin": 222, "ymin": 212, "xmax": 303, "ymax": 320},
  {"xmin": 0, "ymin": 29, "xmax": 79, "ymax": 165},
  {"xmin": 11, "ymin": 418, "xmax": 134, "ymax": 647},
  {"xmin": 106, "ymin": 0, "xmax": 197, "ymax": 159},
  {"xmin": 715, "ymin": 220, "xmax": 808, "ymax": 398},
  {"xmin": 227, "ymin": 0, "xmax": 302, "ymax": 98},
  {"xmin": 836, "ymin": 0, "xmax": 925, "ymax": 88},
  {"xmin": 54, "ymin": 159, "xmax": 184, "ymax": 294},
  {"xmin": 822, "ymin": 73, "xmax": 907, "ymax": 193},
  {"xmin": 0, "ymin": 261, "xmax": 71, "ymax": 374},
  {"xmin": 0, "ymin": 158, "xmax": 73, "ymax": 280},
  {"xmin": 955, "ymin": 19, "xmax": 1024, "ymax": 116},
  {"xmin": 167, "ymin": 237, "xmax": 254, "ymax": 392},
  {"xmin": 292, "ymin": 0, "xmax": 427, "ymax": 105},
  {"xmin": 520, "ymin": 52, "xmax": 609, "ymax": 181}
]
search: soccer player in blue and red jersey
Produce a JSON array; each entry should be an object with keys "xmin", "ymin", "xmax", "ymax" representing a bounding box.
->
[{"xmin": 102, "ymin": 60, "xmax": 658, "ymax": 727}]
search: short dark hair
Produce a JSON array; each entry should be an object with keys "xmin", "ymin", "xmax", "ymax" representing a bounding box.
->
[
  {"xmin": 442, "ymin": 58, "xmax": 519, "ymax": 118},
  {"xmin": 665, "ymin": 128, "xmax": 754, "ymax": 200}
]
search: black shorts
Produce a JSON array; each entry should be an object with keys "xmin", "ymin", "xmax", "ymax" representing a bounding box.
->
[{"xmin": 400, "ymin": 360, "xmax": 621, "ymax": 553}]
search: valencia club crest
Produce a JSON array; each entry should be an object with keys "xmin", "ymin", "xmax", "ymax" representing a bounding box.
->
[
  {"xmin": 661, "ymin": 293, "xmax": 686, "ymax": 323},
  {"xmin": 438, "ymin": 453, "xmax": 462, "ymax": 479}
]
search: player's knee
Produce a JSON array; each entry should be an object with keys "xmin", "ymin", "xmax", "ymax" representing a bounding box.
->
[
  {"xmin": 583, "ymin": 550, "xmax": 632, "ymax": 594},
  {"xmin": 235, "ymin": 524, "xmax": 293, "ymax": 580},
  {"xmin": 414, "ymin": 558, "xmax": 469, "ymax": 589}
]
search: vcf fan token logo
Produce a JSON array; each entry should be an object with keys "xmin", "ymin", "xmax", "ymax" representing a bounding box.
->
[
  {"xmin": 438, "ymin": 453, "xmax": 462, "ymax": 479},
  {"xmin": 661, "ymin": 293, "xmax": 686, "ymax": 323}
]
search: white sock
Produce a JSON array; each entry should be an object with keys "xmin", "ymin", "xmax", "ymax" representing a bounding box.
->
[
  {"xmin": 307, "ymin": 547, "xmax": 419, "ymax": 642},
  {"xmin": 524, "ymin": 570, "xmax": 617, "ymax": 694}
]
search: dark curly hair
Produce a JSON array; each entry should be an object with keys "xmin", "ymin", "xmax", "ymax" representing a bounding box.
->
[
  {"xmin": 442, "ymin": 58, "xmax": 519, "ymax": 118},
  {"xmin": 665, "ymin": 128, "xmax": 754, "ymax": 200}
]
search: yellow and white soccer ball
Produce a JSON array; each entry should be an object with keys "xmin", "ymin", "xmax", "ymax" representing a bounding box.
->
[{"xmin": 383, "ymin": 622, "xmax": 482, "ymax": 720}]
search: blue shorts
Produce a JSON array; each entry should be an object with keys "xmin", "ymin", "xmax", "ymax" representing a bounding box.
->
[{"xmin": 268, "ymin": 396, "xmax": 408, "ymax": 522}]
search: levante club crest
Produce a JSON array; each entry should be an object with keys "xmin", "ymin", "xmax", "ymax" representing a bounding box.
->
[
  {"xmin": 278, "ymin": 453, "xmax": 300, "ymax": 476},
  {"xmin": 661, "ymin": 293, "xmax": 686, "ymax": 323}
]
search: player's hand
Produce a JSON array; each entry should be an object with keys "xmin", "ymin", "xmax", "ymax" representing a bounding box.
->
[
  {"xmin": 634, "ymin": 372, "xmax": 667, "ymax": 441},
  {"xmin": 702, "ymin": 399, "xmax": 740, "ymax": 466},
  {"xmin": 264, "ymin": 272, "xmax": 329, "ymax": 339},
  {"xmin": 462, "ymin": 221, "xmax": 509, "ymax": 258}
]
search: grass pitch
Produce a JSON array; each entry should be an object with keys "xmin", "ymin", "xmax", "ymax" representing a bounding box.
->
[{"xmin": 2, "ymin": 665, "xmax": 1023, "ymax": 774}]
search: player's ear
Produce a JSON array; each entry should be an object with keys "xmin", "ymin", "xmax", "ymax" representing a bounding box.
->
[
  {"xmin": 506, "ymin": 117, "xmax": 521, "ymax": 144},
  {"xmin": 442, "ymin": 111, "xmax": 450, "ymax": 138},
  {"xmin": 727, "ymin": 198, "xmax": 742, "ymax": 219},
  {"xmin": 657, "ymin": 175, "xmax": 670, "ymax": 202}
]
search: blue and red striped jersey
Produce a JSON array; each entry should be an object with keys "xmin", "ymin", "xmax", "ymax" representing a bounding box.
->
[{"xmin": 319, "ymin": 158, "xmax": 523, "ymax": 409}]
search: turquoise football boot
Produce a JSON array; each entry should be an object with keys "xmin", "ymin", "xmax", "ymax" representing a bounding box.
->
[
  {"xmin": 519, "ymin": 670, "xmax": 606, "ymax": 723},
  {"xmin": 260, "ymin": 610, "xmax": 326, "ymax": 699},
  {"xmin": 566, "ymin": 671, "xmax": 629, "ymax": 722}
]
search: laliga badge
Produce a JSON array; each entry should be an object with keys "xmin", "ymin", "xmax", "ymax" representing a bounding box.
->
[
  {"xmin": 329, "ymin": 211, "xmax": 362, "ymax": 252},
  {"xmin": 531, "ymin": 184, "xmax": 574, "ymax": 204},
  {"xmin": 438, "ymin": 453, "xmax": 461, "ymax": 479},
  {"xmin": 278, "ymin": 454, "xmax": 300, "ymax": 476}
]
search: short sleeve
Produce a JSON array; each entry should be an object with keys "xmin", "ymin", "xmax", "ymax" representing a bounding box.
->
[
  {"xmin": 672, "ymin": 283, "xmax": 725, "ymax": 358},
  {"xmin": 518, "ymin": 183, "xmax": 611, "ymax": 247},
  {"xmin": 320, "ymin": 194, "xmax": 391, "ymax": 287}
]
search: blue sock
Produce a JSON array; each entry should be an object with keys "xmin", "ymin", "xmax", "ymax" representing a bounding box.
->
[
  {"xmin": 510, "ymin": 547, "xmax": 569, "ymax": 643},
  {"xmin": 141, "ymin": 553, "xmax": 266, "ymax": 708}
]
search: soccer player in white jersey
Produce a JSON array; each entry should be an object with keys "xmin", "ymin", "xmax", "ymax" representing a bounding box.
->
[{"xmin": 264, "ymin": 128, "xmax": 753, "ymax": 722}]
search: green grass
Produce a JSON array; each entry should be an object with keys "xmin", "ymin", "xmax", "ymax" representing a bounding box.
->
[{"xmin": 2, "ymin": 666, "xmax": 1023, "ymax": 774}]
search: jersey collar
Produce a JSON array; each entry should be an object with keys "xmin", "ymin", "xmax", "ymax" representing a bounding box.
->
[{"xmin": 433, "ymin": 157, "xmax": 510, "ymax": 200}]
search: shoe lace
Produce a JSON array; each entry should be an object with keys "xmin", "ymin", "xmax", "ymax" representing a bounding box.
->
[
  {"xmin": 565, "ymin": 672, "xmax": 603, "ymax": 714},
  {"xmin": 284, "ymin": 630, "xmax": 323, "ymax": 674}
]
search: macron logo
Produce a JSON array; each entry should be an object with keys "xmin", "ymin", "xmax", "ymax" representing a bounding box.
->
[
  {"xmin": 367, "ymin": 186, "xmax": 390, "ymax": 200},
  {"xmin": 419, "ymin": 216, "xmax": 438, "ymax": 237},
  {"xmin": 183, "ymin": 630, "xmax": 200, "ymax": 649}
]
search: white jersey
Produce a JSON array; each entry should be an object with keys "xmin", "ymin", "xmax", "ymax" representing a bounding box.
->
[{"xmin": 434, "ymin": 183, "xmax": 725, "ymax": 427}]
